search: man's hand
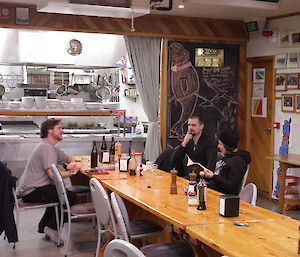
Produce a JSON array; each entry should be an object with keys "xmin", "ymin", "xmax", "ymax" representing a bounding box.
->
[
  {"xmin": 203, "ymin": 167, "xmax": 214, "ymax": 179},
  {"xmin": 67, "ymin": 162, "xmax": 81, "ymax": 175},
  {"xmin": 182, "ymin": 131, "xmax": 193, "ymax": 147}
]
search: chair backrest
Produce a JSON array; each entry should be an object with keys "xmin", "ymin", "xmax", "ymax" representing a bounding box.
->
[
  {"xmin": 89, "ymin": 178, "xmax": 117, "ymax": 238},
  {"xmin": 240, "ymin": 165, "xmax": 249, "ymax": 191},
  {"xmin": 239, "ymin": 183, "xmax": 257, "ymax": 205},
  {"xmin": 110, "ymin": 192, "xmax": 130, "ymax": 242},
  {"xmin": 50, "ymin": 164, "xmax": 70, "ymax": 210},
  {"xmin": 104, "ymin": 239, "xmax": 146, "ymax": 257}
]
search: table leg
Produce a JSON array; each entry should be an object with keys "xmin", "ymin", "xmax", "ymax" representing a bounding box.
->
[{"xmin": 279, "ymin": 163, "xmax": 288, "ymax": 214}]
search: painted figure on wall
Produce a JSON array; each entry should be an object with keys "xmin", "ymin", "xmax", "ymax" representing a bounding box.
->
[
  {"xmin": 169, "ymin": 42, "xmax": 199, "ymax": 138},
  {"xmin": 167, "ymin": 41, "xmax": 240, "ymax": 148}
]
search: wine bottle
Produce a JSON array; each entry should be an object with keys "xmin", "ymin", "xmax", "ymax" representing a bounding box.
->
[
  {"xmin": 90, "ymin": 141, "xmax": 98, "ymax": 168},
  {"xmin": 109, "ymin": 136, "xmax": 116, "ymax": 163},
  {"xmin": 100, "ymin": 136, "xmax": 109, "ymax": 163}
]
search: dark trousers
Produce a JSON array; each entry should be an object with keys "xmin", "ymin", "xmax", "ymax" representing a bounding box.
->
[{"xmin": 22, "ymin": 184, "xmax": 77, "ymax": 233}]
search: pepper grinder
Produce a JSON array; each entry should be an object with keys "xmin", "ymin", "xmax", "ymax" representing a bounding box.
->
[{"xmin": 170, "ymin": 168, "xmax": 178, "ymax": 194}]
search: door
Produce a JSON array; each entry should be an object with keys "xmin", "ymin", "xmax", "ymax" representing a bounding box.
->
[{"xmin": 247, "ymin": 56, "xmax": 275, "ymax": 197}]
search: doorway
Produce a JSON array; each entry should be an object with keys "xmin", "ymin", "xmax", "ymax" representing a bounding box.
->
[{"xmin": 247, "ymin": 56, "xmax": 275, "ymax": 197}]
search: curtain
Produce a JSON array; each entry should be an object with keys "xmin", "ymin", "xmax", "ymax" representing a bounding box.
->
[{"xmin": 124, "ymin": 36, "xmax": 162, "ymax": 162}]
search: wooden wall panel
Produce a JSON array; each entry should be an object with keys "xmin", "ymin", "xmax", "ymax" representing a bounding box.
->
[{"xmin": 0, "ymin": 3, "xmax": 248, "ymax": 42}]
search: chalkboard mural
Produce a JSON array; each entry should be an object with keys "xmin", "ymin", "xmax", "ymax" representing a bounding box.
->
[{"xmin": 167, "ymin": 41, "xmax": 240, "ymax": 148}]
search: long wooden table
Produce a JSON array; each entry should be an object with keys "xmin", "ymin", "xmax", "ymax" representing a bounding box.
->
[
  {"xmin": 267, "ymin": 154, "xmax": 300, "ymax": 213},
  {"xmin": 77, "ymin": 156, "xmax": 298, "ymax": 257},
  {"xmin": 186, "ymin": 218, "xmax": 300, "ymax": 257}
]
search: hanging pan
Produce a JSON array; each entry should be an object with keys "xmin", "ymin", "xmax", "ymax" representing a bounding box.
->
[{"xmin": 0, "ymin": 84, "xmax": 5, "ymax": 100}]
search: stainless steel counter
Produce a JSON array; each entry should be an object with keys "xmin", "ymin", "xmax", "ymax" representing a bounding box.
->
[{"xmin": 0, "ymin": 133, "xmax": 146, "ymax": 179}]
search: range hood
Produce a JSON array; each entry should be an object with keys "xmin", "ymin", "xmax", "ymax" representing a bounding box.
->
[{"xmin": 37, "ymin": 0, "xmax": 150, "ymax": 19}]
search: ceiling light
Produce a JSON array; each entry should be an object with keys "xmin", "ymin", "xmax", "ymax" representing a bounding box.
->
[{"xmin": 178, "ymin": 0, "xmax": 184, "ymax": 8}]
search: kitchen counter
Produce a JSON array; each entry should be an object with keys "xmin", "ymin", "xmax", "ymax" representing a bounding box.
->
[
  {"xmin": 0, "ymin": 108, "xmax": 114, "ymax": 116},
  {"xmin": 0, "ymin": 133, "xmax": 147, "ymax": 178}
]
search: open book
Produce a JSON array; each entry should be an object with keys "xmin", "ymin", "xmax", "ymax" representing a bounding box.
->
[{"xmin": 186, "ymin": 154, "xmax": 206, "ymax": 173}]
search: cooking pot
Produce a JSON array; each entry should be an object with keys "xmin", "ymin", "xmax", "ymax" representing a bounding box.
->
[{"xmin": 96, "ymin": 86, "xmax": 111, "ymax": 100}]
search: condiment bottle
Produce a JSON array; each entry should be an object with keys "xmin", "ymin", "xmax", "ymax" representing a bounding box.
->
[
  {"xmin": 188, "ymin": 171, "xmax": 197, "ymax": 206},
  {"xmin": 170, "ymin": 168, "xmax": 178, "ymax": 194},
  {"xmin": 128, "ymin": 149, "xmax": 137, "ymax": 176},
  {"xmin": 90, "ymin": 141, "xmax": 98, "ymax": 168},
  {"xmin": 115, "ymin": 140, "xmax": 122, "ymax": 159},
  {"xmin": 100, "ymin": 136, "xmax": 109, "ymax": 163},
  {"xmin": 197, "ymin": 171, "xmax": 207, "ymax": 210},
  {"xmin": 109, "ymin": 136, "xmax": 115, "ymax": 163}
]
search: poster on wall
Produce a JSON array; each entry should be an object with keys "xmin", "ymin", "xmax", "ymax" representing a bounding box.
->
[
  {"xmin": 279, "ymin": 32, "xmax": 290, "ymax": 47},
  {"xmin": 281, "ymin": 94, "xmax": 295, "ymax": 112},
  {"xmin": 275, "ymin": 74, "xmax": 286, "ymax": 91},
  {"xmin": 253, "ymin": 68, "xmax": 265, "ymax": 83},
  {"xmin": 275, "ymin": 54, "xmax": 287, "ymax": 69},
  {"xmin": 287, "ymin": 52, "xmax": 299, "ymax": 68},
  {"xmin": 167, "ymin": 41, "xmax": 240, "ymax": 148},
  {"xmin": 253, "ymin": 83, "xmax": 264, "ymax": 97},
  {"xmin": 251, "ymin": 97, "xmax": 267, "ymax": 117},
  {"xmin": 295, "ymin": 94, "xmax": 300, "ymax": 113},
  {"xmin": 287, "ymin": 73, "xmax": 299, "ymax": 89}
]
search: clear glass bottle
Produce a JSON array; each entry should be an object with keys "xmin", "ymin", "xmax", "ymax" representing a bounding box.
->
[{"xmin": 128, "ymin": 149, "xmax": 137, "ymax": 176}]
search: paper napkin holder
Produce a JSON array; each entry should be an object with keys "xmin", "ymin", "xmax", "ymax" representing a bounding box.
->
[{"xmin": 219, "ymin": 195, "xmax": 239, "ymax": 217}]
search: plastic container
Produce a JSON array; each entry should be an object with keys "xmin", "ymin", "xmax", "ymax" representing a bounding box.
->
[{"xmin": 136, "ymin": 122, "xmax": 144, "ymax": 136}]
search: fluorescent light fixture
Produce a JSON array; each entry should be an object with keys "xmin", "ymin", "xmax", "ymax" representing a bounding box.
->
[
  {"xmin": 187, "ymin": 0, "xmax": 279, "ymax": 10},
  {"xmin": 37, "ymin": 1, "xmax": 150, "ymax": 19},
  {"xmin": 178, "ymin": 0, "xmax": 185, "ymax": 8}
]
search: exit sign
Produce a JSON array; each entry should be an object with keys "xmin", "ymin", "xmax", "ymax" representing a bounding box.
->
[{"xmin": 244, "ymin": 20, "xmax": 259, "ymax": 32}]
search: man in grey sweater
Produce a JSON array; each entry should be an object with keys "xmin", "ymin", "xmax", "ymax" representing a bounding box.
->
[{"xmin": 18, "ymin": 118, "xmax": 81, "ymax": 246}]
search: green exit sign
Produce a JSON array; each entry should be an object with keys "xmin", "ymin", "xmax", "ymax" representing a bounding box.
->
[{"xmin": 244, "ymin": 20, "xmax": 259, "ymax": 33}]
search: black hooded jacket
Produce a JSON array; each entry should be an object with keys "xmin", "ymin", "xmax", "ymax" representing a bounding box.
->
[
  {"xmin": 0, "ymin": 161, "xmax": 18, "ymax": 243},
  {"xmin": 207, "ymin": 150, "xmax": 251, "ymax": 196}
]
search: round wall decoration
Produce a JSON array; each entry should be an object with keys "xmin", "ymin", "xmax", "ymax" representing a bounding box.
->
[{"xmin": 66, "ymin": 39, "xmax": 82, "ymax": 56}]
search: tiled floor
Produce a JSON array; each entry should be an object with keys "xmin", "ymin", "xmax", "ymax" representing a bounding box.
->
[{"xmin": 0, "ymin": 196, "xmax": 299, "ymax": 257}]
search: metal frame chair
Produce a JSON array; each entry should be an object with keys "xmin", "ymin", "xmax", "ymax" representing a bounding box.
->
[
  {"xmin": 239, "ymin": 183, "xmax": 258, "ymax": 205},
  {"xmin": 12, "ymin": 188, "xmax": 60, "ymax": 232},
  {"xmin": 50, "ymin": 164, "xmax": 96, "ymax": 257},
  {"xmin": 89, "ymin": 178, "xmax": 117, "ymax": 257},
  {"xmin": 104, "ymin": 239, "xmax": 146, "ymax": 257},
  {"xmin": 110, "ymin": 192, "xmax": 195, "ymax": 257},
  {"xmin": 110, "ymin": 192, "xmax": 163, "ymax": 246}
]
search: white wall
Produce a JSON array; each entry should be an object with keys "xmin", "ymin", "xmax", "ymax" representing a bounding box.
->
[{"xmin": 247, "ymin": 15, "xmax": 300, "ymax": 198}]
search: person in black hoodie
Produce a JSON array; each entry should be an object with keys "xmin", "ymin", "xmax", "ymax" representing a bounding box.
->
[{"xmin": 203, "ymin": 128, "xmax": 251, "ymax": 196}]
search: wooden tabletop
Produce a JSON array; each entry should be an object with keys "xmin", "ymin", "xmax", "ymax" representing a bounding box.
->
[
  {"xmin": 266, "ymin": 154, "xmax": 300, "ymax": 166},
  {"xmin": 186, "ymin": 218, "xmax": 300, "ymax": 257},
  {"xmin": 99, "ymin": 169, "xmax": 289, "ymax": 229}
]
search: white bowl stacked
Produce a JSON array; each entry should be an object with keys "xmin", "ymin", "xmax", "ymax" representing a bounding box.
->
[
  {"xmin": 70, "ymin": 98, "xmax": 84, "ymax": 109},
  {"xmin": 9, "ymin": 101, "xmax": 21, "ymax": 109},
  {"xmin": 34, "ymin": 96, "xmax": 47, "ymax": 109},
  {"xmin": 85, "ymin": 102, "xmax": 102, "ymax": 110},
  {"xmin": 60, "ymin": 100, "xmax": 71, "ymax": 109},
  {"xmin": 21, "ymin": 96, "xmax": 35, "ymax": 109},
  {"xmin": 0, "ymin": 101, "xmax": 7, "ymax": 108},
  {"xmin": 46, "ymin": 99, "xmax": 60, "ymax": 109}
]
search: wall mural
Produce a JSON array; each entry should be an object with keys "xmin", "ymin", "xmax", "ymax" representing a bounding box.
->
[{"xmin": 167, "ymin": 41, "xmax": 240, "ymax": 148}]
